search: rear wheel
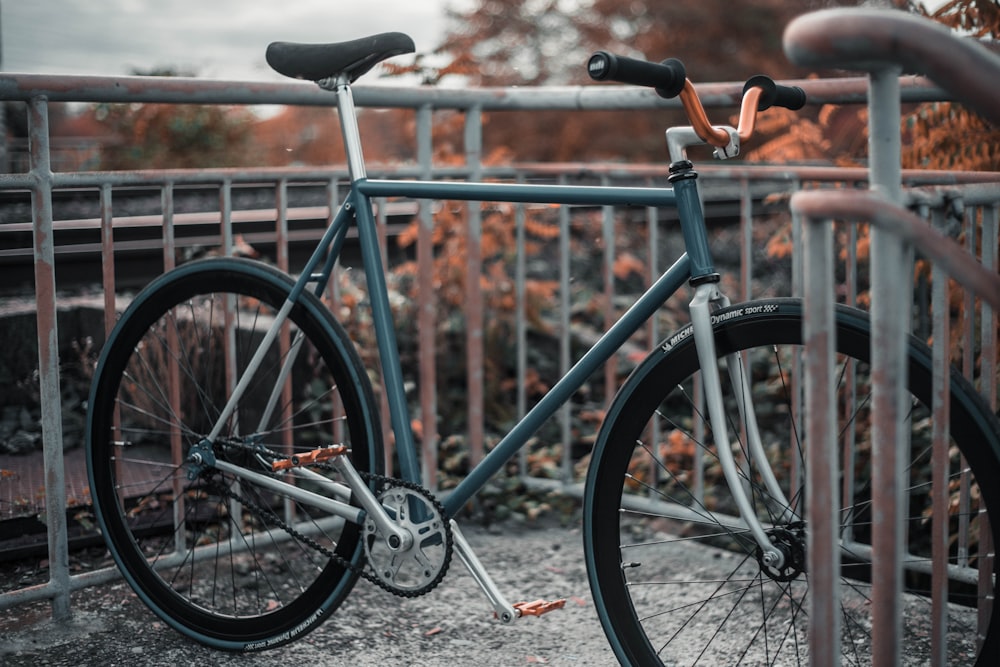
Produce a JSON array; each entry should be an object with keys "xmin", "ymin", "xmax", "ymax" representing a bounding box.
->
[
  {"xmin": 87, "ymin": 258, "xmax": 382, "ymax": 650},
  {"xmin": 585, "ymin": 299, "xmax": 1000, "ymax": 665}
]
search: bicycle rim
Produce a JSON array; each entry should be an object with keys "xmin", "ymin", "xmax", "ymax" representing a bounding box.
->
[
  {"xmin": 86, "ymin": 258, "xmax": 382, "ymax": 650},
  {"xmin": 585, "ymin": 299, "xmax": 999, "ymax": 666}
]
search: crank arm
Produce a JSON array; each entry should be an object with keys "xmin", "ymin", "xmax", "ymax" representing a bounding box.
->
[
  {"xmin": 326, "ymin": 454, "xmax": 413, "ymax": 551},
  {"xmin": 450, "ymin": 521, "xmax": 565, "ymax": 622},
  {"xmin": 451, "ymin": 521, "xmax": 519, "ymax": 623}
]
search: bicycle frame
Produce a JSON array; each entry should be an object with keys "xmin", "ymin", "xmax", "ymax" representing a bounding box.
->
[
  {"xmin": 354, "ymin": 177, "xmax": 689, "ymax": 517},
  {"xmin": 200, "ymin": 76, "xmax": 792, "ymax": 579}
]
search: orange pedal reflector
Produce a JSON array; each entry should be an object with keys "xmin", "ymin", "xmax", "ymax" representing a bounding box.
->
[
  {"xmin": 271, "ymin": 445, "xmax": 347, "ymax": 471},
  {"xmin": 513, "ymin": 599, "xmax": 566, "ymax": 617}
]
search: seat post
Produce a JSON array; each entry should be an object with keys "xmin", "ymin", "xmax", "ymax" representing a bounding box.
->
[{"xmin": 324, "ymin": 76, "xmax": 368, "ymax": 182}]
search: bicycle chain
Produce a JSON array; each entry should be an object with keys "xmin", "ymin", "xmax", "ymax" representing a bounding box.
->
[{"xmin": 204, "ymin": 448, "xmax": 452, "ymax": 599}]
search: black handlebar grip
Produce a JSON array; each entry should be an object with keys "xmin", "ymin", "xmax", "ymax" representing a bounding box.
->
[
  {"xmin": 743, "ymin": 75, "xmax": 807, "ymax": 111},
  {"xmin": 772, "ymin": 84, "xmax": 807, "ymax": 110},
  {"xmin": 588, "ymin": 52, "xmax": 687, "ymax": 99}
]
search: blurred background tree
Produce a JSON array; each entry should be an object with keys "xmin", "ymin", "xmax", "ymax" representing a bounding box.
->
[
  {"xmin": 899, "ymin": 0, "xmax": 1000, "ymax": 171},
  {"xmin": 745, "ymin": 0, "xmax": 1000, "ymax": 169},
  {"xmin": 93, "ymin": 67, "xmax": 256, "ymax": 170},
  {"xmin": 433, "ymin": 0, "xmax": 864, "ymax": 162}
]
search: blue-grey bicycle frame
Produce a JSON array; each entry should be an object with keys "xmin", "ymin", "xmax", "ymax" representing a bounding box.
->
[{"xmin": 311, "ymin": 176, "xmax": 711, "ymax": 518}]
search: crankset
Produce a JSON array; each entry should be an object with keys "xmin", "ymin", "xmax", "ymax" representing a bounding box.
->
[{"xmin": 363, "ymin": 482, "xmax": 454, "ymax": 596}]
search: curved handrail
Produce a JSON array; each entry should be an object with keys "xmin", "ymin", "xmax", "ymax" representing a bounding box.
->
[
  {"xmin": 791, "ymin": 189, "xmax": 1000, "ymax": 310},
  {"xmin": 783, "ymin": 8, "xmax": 1000, "ymax": 125}
]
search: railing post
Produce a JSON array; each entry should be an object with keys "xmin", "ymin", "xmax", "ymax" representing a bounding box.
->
[
  {"xmin": 601, "ymin": 176, "xmax": 615, "ymax": 410},
  {"xmin": 515, "ymin": 194, "xmax": 528, "ymax": 477},
  {"xmin": 929, "ymin": 205, "xmax": 951, "ymax": 667},
  {"xmin": 867, "ymin": 64, "xmax": 906, "ymax": 667},
  {"xmin": 417, "ymin": 104, "xmax": 439, "ymax": 490},
  {"xmin": 464, "ymin": 105, "xmax": 484, "ymax": 468},
  {"xmin": 28, "ymin": 95, "xmax": 71, "ymax": 621},
  {"xmin": 558, "ymin": 177, "xmax": 572, "ymax": 482},
  {"xmin": 803, "ymin": 211, "xmax": 839, "ymax": 667},
  {"xmin": 739, "ymin": 178, "xmax": 753, "ymax": 302}
]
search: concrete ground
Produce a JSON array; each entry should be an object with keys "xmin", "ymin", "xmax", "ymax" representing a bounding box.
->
[{"xmin": 0, "ymin": 519, "xmax": 619, "ymax": 667}]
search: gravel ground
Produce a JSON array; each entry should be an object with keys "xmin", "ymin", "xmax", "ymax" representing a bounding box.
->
[
  {"xmin": 3, "ymin": 514, "xmax": 981, "ymax": 666},
  {"xmin": 0, "ymin": 519, "xmax": 620, "ymax": 667}
]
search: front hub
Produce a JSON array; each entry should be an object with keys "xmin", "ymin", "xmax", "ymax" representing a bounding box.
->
[{"xmin": 756, "ymin": 523, "xmax": 807, "ymax": 583}]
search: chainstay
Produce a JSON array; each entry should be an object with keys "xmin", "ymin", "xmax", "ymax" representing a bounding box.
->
[{"xmin": 204, "ymin": 459, "xmax": 453, "ymax": 599}]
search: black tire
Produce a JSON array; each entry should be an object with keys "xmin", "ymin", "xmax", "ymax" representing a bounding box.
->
[
  {"xmin": 86, "ymin": 258, "xmax": 383, "ymax": 651},
  {"xmin": 584, "ymin": 298, "xmax": 1000, "ymax": 666}
]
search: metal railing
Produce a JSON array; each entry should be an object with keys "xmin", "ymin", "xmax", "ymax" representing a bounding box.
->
[
  {"xmin": 0, "ymin": 31, "xmax": 997, "ymax": 657},
  {"xmin": 787, "ymin": 8, "xmax": 1000, "ymax": 666}
]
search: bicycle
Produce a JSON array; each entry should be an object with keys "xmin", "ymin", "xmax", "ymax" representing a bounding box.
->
[{"xmin": 85, "ymin": 32, "xmax": 1000, "ymax": 665}]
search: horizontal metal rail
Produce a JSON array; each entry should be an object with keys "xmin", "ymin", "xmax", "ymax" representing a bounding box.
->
[{"xmin": 0, "ymin": 72, "xmax": 949, "ymax": 109}]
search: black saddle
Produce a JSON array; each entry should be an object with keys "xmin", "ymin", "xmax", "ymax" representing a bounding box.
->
[{"xmin": 266, "ymin": 32, "xmax": 415, "ymax": 83}]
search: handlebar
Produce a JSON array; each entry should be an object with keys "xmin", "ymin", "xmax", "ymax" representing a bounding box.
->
[{"xmin": 587, "ymin": 51, "xmax": 806, "ymax": 149}]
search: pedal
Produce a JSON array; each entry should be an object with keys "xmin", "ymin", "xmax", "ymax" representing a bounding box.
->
[
  {"xmin": 271, "ymin": 445, "xmax": 346, "ymax": 471},
  {"xmin": 512, "ymin": 599, "xmax": 566, "ymax": 617}
]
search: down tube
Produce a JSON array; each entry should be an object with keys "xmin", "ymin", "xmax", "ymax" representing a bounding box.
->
[{"xmin": 443, "ymin": 253, "xmax": 692, "ymax": 517}]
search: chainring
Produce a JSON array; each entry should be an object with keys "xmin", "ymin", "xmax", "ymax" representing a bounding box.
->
[{"xmin": 363, "ymin": 484, "xmax": 453, "ymax": 596}]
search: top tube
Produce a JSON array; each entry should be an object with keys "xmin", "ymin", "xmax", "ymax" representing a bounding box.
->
[{"xmin": 355, "ymin": 178, "xmax": 677, "ymax": 207}]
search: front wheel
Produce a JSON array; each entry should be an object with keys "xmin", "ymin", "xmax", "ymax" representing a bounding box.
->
[
  {"xmin": 86, "ymin": 258, "xmax": 383, "ymax": 651},
  {"xmin": 584, "ymin": 298, "xmax": 1000, "ymax": 666}
]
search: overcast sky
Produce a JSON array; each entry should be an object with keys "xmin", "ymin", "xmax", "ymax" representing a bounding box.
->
[{"xmin": 0, "ymin": 1, "xmax": 454, "ymax": 82}]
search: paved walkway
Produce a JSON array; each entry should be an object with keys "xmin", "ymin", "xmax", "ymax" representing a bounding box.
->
[{"xmin": 0, "ymin": 519, "xmax": 619, "ymax": 666}]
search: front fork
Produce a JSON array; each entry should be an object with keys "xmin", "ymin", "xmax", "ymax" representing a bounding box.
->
[{"xmin": 688, "ymin": 282, "xmax": 796, "ymax": 570}]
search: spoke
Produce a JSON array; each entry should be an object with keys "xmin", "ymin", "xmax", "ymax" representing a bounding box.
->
[
  {"xmin": 115, "ymin": 396, "xmax": 200, "ymax": 441},
  {"xmin": 621, "ymin": 529, "xmax": 756, "ymax": 549},
  {"xmin": 153, "ymin": 303, "xmax": 222, "ymax": 429},
  {"xmin": 688, "ymin": 564, "xmax": 764, "ymax": 665},
  {"xmin": 627, "ymin": 441, "xmax": 759, "ymax": 553},
  {"xmin": 259, "ymin": 413, "xmax": 349, "ymax": 442}
]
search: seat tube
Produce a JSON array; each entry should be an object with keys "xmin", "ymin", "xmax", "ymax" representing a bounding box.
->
[
  {"xmin": 331, "ymin": 77, "xmax": 421, "ymax": 483},
  {"xmin": 351, "ymin": 189, "xmax": 422, "ymax": 484}
]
